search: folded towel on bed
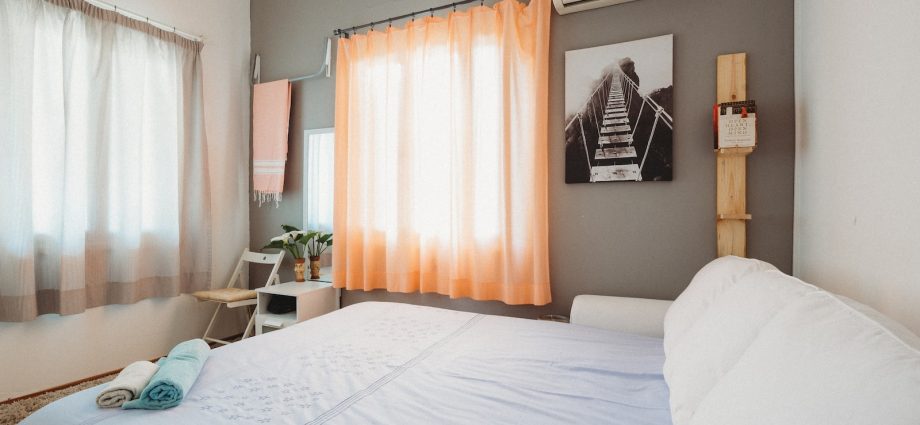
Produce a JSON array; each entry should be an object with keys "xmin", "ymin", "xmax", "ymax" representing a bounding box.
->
[
  {"xmin": 122, "ymin": 339, "xmax": 210, "ymax": 410},
  {"xmin": 95, "ymin": 361, "xmax": 159, "ymax": 408}
]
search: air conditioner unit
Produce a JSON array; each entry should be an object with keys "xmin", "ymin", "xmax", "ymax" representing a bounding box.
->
[{"xmin": 552, "ymin": 0, "xmax": 638, "ymax": 15}]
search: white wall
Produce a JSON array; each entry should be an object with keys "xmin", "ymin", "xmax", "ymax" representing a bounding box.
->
[
  {"xmin": 0, "ymin": 0, "xmax": 251, "ymax": 400},
  {"xmin": 794, "ymin": 0, "xmax": 920, "ymax": 334}
]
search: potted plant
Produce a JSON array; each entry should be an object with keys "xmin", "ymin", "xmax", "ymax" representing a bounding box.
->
[
  {"xmin": 302, "ymin": 229, "xmax": 333, "ymax": 280},
  {"xmin": 264, "ymin": 225, "xmax": 333, "ymax": 281}
]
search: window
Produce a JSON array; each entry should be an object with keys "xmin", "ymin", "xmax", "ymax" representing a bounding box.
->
[
  {"xmin": 303, "ymin": 128, "xmax": 335, "ymax": 232},
  {"xmin": 0, "ymin": 0, "xmax": 211, "ymax": 321},
  {"xmin": 330, "ymin": 0, "xmax": 552, "ymax": 305}
]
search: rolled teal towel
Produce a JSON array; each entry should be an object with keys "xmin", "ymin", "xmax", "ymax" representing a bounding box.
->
[{"xmin": 122, "ymin": 339, "xmax": 210, "ymax": 410}]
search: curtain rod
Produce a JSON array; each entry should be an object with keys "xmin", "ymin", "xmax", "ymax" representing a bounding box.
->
[
  {"xmin": 333, "ymin": 0, "xmax": 482, "ymax": 38},
  {"xmin": 84, "ymin": 0, "xmax": 204, "ymax": 42}
]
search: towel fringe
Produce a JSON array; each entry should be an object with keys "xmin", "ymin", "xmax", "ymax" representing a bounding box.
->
[{"xmin": 253, "ymin": 191, "xmax": 282, "ymax": 208}]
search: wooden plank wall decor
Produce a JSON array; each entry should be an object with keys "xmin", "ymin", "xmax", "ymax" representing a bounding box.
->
[{"xmin": 715, "ymin": 53, "xmax": 752, "ymax": 257}]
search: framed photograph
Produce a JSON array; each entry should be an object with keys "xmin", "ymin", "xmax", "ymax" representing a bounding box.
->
[{"xmin": 564, "ymin": 34, "xmax": 674, "ymax": 183}]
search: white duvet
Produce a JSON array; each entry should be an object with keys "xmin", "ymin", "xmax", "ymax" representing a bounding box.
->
[{"xmin": 24, "ymin": 302, "xmax": 672, "ymax": 424}]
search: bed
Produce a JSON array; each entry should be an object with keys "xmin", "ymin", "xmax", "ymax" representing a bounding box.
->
[{"xmin": 24, "ymin": 301, "xmax": 672, "ymax": 424}]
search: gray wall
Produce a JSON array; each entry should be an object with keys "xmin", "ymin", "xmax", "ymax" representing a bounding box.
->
[{"xmin": 250, "ymin": 0, "xmax": 795, "ymax": 319}]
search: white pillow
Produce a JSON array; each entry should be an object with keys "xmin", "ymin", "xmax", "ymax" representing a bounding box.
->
[
  {"xmin": 663, "ymin": 256, "xmax": 777, "ymax": 357},
  {"xmin": 690, "ymin": 290, "xmax": 920, "ymax": 425},
  {"xmin": 663, "ymin": 270, "xmax": 817, "ymax": 425},
  {"xmin": 834, "ymin": 294, "xmax": 920, "ymax": 350}
]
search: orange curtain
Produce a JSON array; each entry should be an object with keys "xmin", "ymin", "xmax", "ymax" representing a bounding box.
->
[{"xmin": 332, "ymin": 0, "xmax": 550, "ymax": 305}]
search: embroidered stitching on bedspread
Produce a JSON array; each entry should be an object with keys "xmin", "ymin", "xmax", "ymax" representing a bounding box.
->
[{"xmin": 305, "ymin": 314, "xmax": 484, "ymax": 425}]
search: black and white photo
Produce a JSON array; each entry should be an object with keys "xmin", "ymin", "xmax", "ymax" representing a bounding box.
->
[{"xmin": 564, "ymin": 34, "xmax": 674, "ymax": 183}]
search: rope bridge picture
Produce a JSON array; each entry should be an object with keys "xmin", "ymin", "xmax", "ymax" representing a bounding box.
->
[{"xmin": 564, "ymin": 35, "xmax": 673, "ymax": 183}]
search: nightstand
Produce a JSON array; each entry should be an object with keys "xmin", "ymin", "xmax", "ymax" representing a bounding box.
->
[{"xmin": 254, "ymin": 267, "xmax": 339, "ymax": 335}]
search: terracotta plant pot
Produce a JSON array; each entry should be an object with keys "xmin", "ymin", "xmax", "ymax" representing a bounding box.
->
[
  {"xmin": 309, "ymin": 256, "xmax": 322, "ymax": 280},
  {"xmin": 293, "ymin": 258, "xmax": 306, "ymax": 282}
]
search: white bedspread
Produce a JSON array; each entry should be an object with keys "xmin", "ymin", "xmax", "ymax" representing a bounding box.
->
[{"xmin": 24, "ymin": 302, "xmax": 672, "ymax": 424}]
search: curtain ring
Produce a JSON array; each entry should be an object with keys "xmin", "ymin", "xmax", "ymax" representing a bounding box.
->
[
  {"xmin": 411, "ymin": 12, "xmax": 416, "ymax": 22},
  {"xmin": 388, "ymin": 19, "xmax": 392, "ymax": 29},
  {"xmin": 453, "ymin": 3, "xmax": 457, "ymax": 12},
  {"xmin": 430, "ymin": 8, "xmax": 434, "ymax": 18}
]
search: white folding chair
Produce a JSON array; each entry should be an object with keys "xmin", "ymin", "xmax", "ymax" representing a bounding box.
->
[{"xmin": 192, "ymin": 249, "xmax": 284, "ymax": 345}]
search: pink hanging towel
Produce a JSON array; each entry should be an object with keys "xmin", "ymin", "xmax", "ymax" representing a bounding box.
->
[{"xmin": 252, "ymin": 79, "xmax": 292, "ymax": 207}]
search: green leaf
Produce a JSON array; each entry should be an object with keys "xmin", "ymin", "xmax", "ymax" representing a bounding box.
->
[
  {"xmin": 263, "ymin": 240, "xmax": 285, "ymax": 249},
  {"xmin": 317, "ymin": 233, "xmax": 332, "ymax": 243},
  {"xmin": 281, "ymin": 224, "xmax": 301, "ymax": 233},
  {"xmin": 326, "ymin": 238, "xmax": 333, "ymax": 247}
]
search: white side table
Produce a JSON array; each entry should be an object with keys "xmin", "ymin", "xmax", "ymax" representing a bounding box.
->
[{"xmin": 254, "ymin": 267, "xmax": 339, "ymax": 335}]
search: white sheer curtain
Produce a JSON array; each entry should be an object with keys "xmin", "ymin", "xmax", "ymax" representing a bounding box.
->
[{"xmin": 0, "ymin": 0, "xmax": 211, "ymax": 322}]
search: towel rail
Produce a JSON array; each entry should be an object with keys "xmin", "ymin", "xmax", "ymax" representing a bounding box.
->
[{"xmin": 252, "ymin": 37, "xmax": 332, "ymax": 85}]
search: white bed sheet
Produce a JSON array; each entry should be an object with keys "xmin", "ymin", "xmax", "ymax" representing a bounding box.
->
[{"xmin": 24, "ymin": 302, "xmax": 672, "ymax": 425}]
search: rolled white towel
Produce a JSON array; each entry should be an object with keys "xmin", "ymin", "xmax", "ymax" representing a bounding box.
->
[{"xmin": 95, "ymin": 361, "xmax": 159, "ymax": 408}]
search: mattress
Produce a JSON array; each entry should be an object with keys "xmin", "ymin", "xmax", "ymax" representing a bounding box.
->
[{"xmin": 24, "ymin": 302, "xmax": 672, "ymax": 424}]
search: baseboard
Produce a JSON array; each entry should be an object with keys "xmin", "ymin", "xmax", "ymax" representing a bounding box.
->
[{"xmin": 0, "ymin": 333, "xmax": 243, "ymax": 405}]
